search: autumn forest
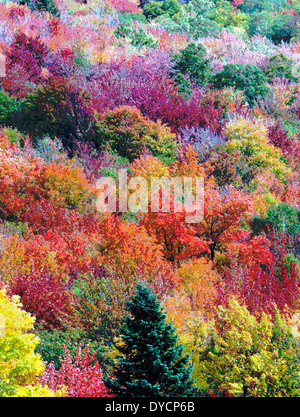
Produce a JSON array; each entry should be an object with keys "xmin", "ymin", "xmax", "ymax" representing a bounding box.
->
[{"xmin": 1, "ymin": 0, "xmax": 300, "ymax": 398}]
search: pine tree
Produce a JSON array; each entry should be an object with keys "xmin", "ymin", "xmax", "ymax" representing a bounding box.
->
[{"xmin": 104, "ymin": 282, "xmax": 197, "ymax": 397}]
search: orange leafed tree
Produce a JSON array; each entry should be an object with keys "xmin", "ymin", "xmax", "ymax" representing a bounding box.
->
[{"xmin": 174, "ymin": 257, "xmax": 220, "ymax": 314}]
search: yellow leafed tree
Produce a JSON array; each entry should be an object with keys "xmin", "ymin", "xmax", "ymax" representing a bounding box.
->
[
  {"xmin": 0, "ymin": 288, "xmax": 65, "ymax": 397},
  {"xmin": 194, "ymin": 297, "xmax": 300, "ymax": 397}
]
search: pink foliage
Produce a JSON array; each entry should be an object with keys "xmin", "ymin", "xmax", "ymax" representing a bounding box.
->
[
  {"xmin": 2, "ymin": 31, "xmax": 49, "ymax": 97},
  {"xmin": 75, "ymin": 141, "xmax": 129, "ymax": 182},
  {"xmin": 106, "ymin": 0, "xmax": 141, "ymax": 13},
  {"xmin": 201, "ymin": 30, "xmax": 270, "ymax": 74},
  {"xmin": 89, "ymin": 55, "xmax": 224, "ymax": 133},
  {"xmin": 232, "ymin": 0, "xmax": 244, "ymax": 6}
]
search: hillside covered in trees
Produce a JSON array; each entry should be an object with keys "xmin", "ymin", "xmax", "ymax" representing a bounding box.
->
[{"xmin": 1, "ymin": 0, "xmax": 300, "ymax": 398}]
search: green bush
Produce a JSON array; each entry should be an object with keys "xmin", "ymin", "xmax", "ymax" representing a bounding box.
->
[
  {"xmin": 183, "ymin": 0, "xmax": 221, "ymax": 38},
  {"xmin": 130, "ymin": 27, "xmax": 158, "ymax": 49},
  {"xmin": 210, "ymin": 0, "xmax": 249, "ymax": 32},
  {"xmin": 34, "ymin": 325, "xmax": 114, "ymax": 375},
  {"xmin": 0, "ymin": 91, "xmax": 20, "ymax": 127},
  {"xmin": 118, "ymin": 12, "xmax": 148, "ymax": 25},
  {"xmin": 162, "ymin": 0, "xmax": 181, "ymax": 17},
  {"xmin": 172, "ymin": 72, "xmax": 193, "ymax": 98},
  {"xmin": 143, "ymin": 0, "xmax": 180, "ymax": 20},
  {"xmin": 264, "ymin": 53, "xmax": 298, "ymax": 82},
  {"xmin": 115, "ymin": 21, "xmax": 135, "ymax": 38},
  {"xmin": 251, "ymin": 202, "xmax": 300, "ymax": 237},
  {"xmin": 17, "ymin": 81, "xmax": 97, "ymax": 152},
  {"xmin": 143, "ymin": 2, "xmax": 165, "ymax": 20},
  {"xmin": 247, "ymin": 10, "xmax": 274, "ymax": 37},
  {"xmin": 246, "ymin": 5, "xmax": 300, "ymax": 43},
  {"xmin": 268, "ymin": 13, "xmax": 300, "ymax": 44},
  {"xmin": 172, "ymin": 43, "xmax": 210, "ymax": 86},
  {"xmin": 211, "ymin": 63, "xmax": 269, "ymax": 106},
  {"xmin": 20, "ymin": 0, "xmax": 60, "ymax": 16},
  {"xmin": 95, "ymin": 106, "xmax": 177, "ymax": 163},
  {"xmin": 238, "ymin": 0, "xmax": 290, "ymax": 14}
]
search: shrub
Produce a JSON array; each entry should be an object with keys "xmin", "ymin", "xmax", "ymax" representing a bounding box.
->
[
  {"xmin": 246, "ymin": 7, "xmax": 300, "ymax": 43},
  {"xmin": 95, "ymin": 106, "xmax": 177, "ymax": 163},
  {"xmin": 0, "ymin": 91, "xmax": 20, "ymax": 127},
  {"xmin": 0, "ymin": 127, "xmax": 25, "ymax": 147},
  {"xmin": 211, "ymin": 63, "xmax": 269, "ymax": 107},
  {"xmin": 250, "ymin": 202, "xmax": 300, "ymax": 237},
  {"xmin": 0, "ymin": 155, "xmax": 93, "ymax": 222},
  {"xmin": 195, "ymin": 297, "xmax": 300, "ymax": 397},
  {"xmin": 18, "ymin": 78, "xmax": 97, "ymax": 152},
  {"xmin": 114, "ymin": 22, "xmax": 159, "ymax": 48},
  {"xmin": 34, "ymin": 161, "xmax": 94, "ymax": 211},
  {"xmin": 172, "ymin": 73, "xmax": 192, "ymax": 98},
  {"xmin": 75, "ymin": 142, "xmax": 130, "ymax": 183},
  {"xmin": 130, "ymin": 27, "xmax": 158, "ymax": 49},
  {"xmin": 143, "ymin": 0, "xmax": 181, "ymax": 20},
  {"xmin": 176, "ymin": 0, "xmax": 221, "ymax": 39},
  {"xmin": 221, "ymin": 229, "xmax": 300, "ymax": 315},
  {"xmin": 268, "ymin": 13, "xmax": 300, "ymax": 44},
  {"xmin": 224, "ymin": 117, "xmax": 291, "ymax": 182},
  {"xmin": 2, "ymin": 32, "xmax": 49, "ymax": 98},
  {"xmin": 0, "ymin": 288, "xmax": 63, "ymax": 397},
  {"xmin": 178, "ymin": 126, "xmax": 226, "ymax": 163},
  {"xmin": 201, "ymin": 87, "xmax": 246, "ymax": 115},
  {"xmin": 71, "ymin": 272, "xmax": 126, "ymax": 343},
  {"xmin": 208, "ymin": 149, "xmax": 260, "ymax": 189},
  {"xmin": 143, "ymin": 1, "xmax": 165, "ymax": 19},
  {"xmin": 267, "ymin": 120, "xmax": 293, "ymax": 155},
  {"xmin": 35, "ymin": 326, "xmax": 85, "ymax": 370},
  {"xmin": 210, "ymin": 0, "xmax": 249, "ymax": 32},
  {"xmin": 40, "ymin": 346, "xmax": 112, "ymax": 397},
  {"xmin": 114, "ymin": 20, "xmax": 135, "ymax": 38},
  {"xmin": 175, "ymin": 258, "xmax": 219, "ymax": 313},
  {"xmin": 7, "ymin": 268, "xmax": 74, "ymax": 329},
  {"xmin": 247, "ymin": 10, "xmax": 275, "ymax": 38},
  {"xmin": 238, "ymin": 0, "xmax": 290, "ymax": 14},
  {"xmin": 35, "ymin": 325, "xmax": 114, "ymax": 374},
  {"xmin": 20, "ymin": 0, "xmax": 60, "ymax": 16},
  {"xmin": 264, "ymin": 53, "xmax": 298, "ymax": 83},
  {"xmin": 161, "ymin": 0, "xmax": 181, "ymax": 16},
  {"xmin": 172, "ymin": 43, "xmax": 210, "ymax": 86}
]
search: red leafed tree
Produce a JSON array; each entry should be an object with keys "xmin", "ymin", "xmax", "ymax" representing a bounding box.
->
[
  {"xmin": 194, "ymin": 185, "xmax": 253, "ymax": 261},
  {"xmin": 221, "ymin": 260, "xmax": 300, "ymax": 316},
  {"xmin": 40, "ymin": 346, "xmax": 113, "ymax": 397},
  {"xmin": 140, "ymin": 210, "xmax": 209, "ymax": 263},
  {"xmin": 7, "ymin": 267, "xmax": 74, "ymax": 329},
  {"xmin": 225, "ymin": 233, "xmax": 274, "ymax": 269},
  {"xmin": 220, "ymin": 231, "xmax": 300, "ymax": 315}
]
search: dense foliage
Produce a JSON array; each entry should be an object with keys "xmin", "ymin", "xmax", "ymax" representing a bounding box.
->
[{"xmin": 0, "ymin": 0, "xmax": 300, "ymax": 398}]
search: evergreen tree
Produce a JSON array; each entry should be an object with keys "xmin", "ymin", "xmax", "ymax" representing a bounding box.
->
[
  {"xmin": 20, "ymin": 0, "xmax": 60, "ymax": 16},
  {"xmin": 104, "ymin": 282, "xmax": 197, "ymax": 397}
]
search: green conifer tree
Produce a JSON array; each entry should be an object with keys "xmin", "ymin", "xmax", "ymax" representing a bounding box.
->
[{"xmin": 104, "ymin": 282, "xmax": 197, "ymax": 397}]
